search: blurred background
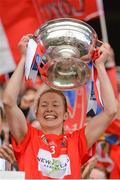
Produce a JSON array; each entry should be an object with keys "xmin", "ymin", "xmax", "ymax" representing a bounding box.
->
[{"xmin": 89, "ymin": 0, "xmax": 120, "ymax": 66}]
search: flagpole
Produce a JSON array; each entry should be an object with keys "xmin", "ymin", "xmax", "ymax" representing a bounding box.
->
[{"xmin": 96, "ymin": 0, "xmax": 108, "ymax": 42}]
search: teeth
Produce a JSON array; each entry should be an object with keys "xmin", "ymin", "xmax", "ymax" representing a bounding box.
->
[{"xmin": 44, "ymin": 115, "xmax": 56, "ymax": 119}]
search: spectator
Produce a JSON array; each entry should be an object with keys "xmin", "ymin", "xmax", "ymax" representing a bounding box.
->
[{"xmin": 0, "ymin": 101, "xmax": 17, "ymax": 170}]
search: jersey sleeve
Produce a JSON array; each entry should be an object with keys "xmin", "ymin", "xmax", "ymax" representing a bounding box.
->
[
  {"xmin": 72, "ymin": 126, "xmax": 96, "ymax": 165},
  {"xmin": 11, "ymin": 123, "xmax": 32, "ymax": 153}
]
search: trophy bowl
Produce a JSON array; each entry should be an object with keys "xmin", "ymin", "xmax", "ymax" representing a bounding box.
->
[{"xmin": 34, "ymin": 18, "xmax": 99, "ymax": 90}]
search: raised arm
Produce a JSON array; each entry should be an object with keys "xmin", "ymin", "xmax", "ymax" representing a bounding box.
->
[
  {"xmin": 85, "ymin": 43, "xmax": 118, "ymax": 148},
  {"xmin": 3, "ymin": 35, "xmax": 31, "ymax": 143}
]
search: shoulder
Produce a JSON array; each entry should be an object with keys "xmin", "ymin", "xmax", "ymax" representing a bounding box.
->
[
  {"xmin": 27, "ymin": 123, "xmax": 42, "ymax": 136},
  {"xmin": 65, "ymin": 126, "xmax": 86, "ymax": 139}
]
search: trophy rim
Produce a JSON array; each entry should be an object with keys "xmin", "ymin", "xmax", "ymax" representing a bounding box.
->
[{"xmin": 34, "ymin": 17, "xmax": 97, "ymax": 38}]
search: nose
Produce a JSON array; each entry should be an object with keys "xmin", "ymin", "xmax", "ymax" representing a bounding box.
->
[{"xmin": 46, "ymin": 105, "xmax": 53, "ymax": 112}]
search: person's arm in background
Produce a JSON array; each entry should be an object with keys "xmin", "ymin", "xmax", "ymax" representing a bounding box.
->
[
  {"xmin": 3, "ymin": 35, "xmax": 31, "ymax": 144},
  {"xmin": 106, "ymin": 46, "xmax": 118, "ymax": 98},
  {"xmin": 85, "ymin": 43, "xmax": 118, "ymax": 148},
  {"xmin": 81, "ymin": 156, "xmax": 97, "ymax": 179}
]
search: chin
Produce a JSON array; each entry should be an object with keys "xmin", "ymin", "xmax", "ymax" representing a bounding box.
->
[{"xmin": 43, "ymin": 122, "xmax": 62, "ymax": 128}]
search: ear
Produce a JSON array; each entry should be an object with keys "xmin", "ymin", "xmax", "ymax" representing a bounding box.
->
[{"xmin": 63, "ymin": 112, "xmax": 69, "ymax": 121}]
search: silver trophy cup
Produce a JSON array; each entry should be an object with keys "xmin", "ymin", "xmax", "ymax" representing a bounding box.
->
[{"xmin": 34, "ymin": 18, "xmax": 101, "ymax": 90}]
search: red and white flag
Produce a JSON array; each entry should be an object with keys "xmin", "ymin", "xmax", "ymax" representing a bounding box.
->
[
  {"xmin": 0, "ymin": 19, "xmax": 16, "ymax": 74},
  {"xmin": 0, "ymin": 0, "xmax": 41, "ymax": 65},
  {"xmin": 32, "ymin": 0, "xmax": 100, "ymax": 23}
]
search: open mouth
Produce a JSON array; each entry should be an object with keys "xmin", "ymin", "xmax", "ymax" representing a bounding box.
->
[{"xmin": 44, "ymin": 115, "xmax": 57, "ymax": 121}]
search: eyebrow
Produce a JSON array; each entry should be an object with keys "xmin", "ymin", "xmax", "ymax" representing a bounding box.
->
[
  {"xmin": 40, "ymin": 100, "xmax": 60, "ymax": 104},
  {"xmin": 40, "ymin": 101, "xmax": 48, "ymax": 104}
]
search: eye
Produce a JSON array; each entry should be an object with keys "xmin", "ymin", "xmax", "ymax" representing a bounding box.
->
[
  {"xmin": 53, "ymin": 103, "xmax": 59, "ymax": 107},
  {"xmin": 40, "ymin": 103, "xmax": 48, "ymax": 107}
]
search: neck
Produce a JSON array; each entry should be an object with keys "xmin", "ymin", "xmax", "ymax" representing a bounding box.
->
[{"xmin": 41, "ymin": 126, "xmax": 63, "ymax": 135}]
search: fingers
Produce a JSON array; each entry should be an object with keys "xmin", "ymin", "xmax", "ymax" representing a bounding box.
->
[
  {"xmin": 18, "ymin": 34, "xmax": 34, "ymax": 55},
  {"xmin": 0, "ymin": 144, "xmax": 16, "ymax": 164},
  {"xmin": 98, "ymin": 43, "xmax": 111, "ymax": 56},
  {"xmin": 81, "ymin": 156, "xmax": 97, "ymax": 179},
  {"xmin": 21, "ymin": 34, "xmax": 34, "ymax": 42},
  {"xmin": 0, "ymin": 146, "xmax": 13, "ymax": 163},
  {"xmin": 94, "ymin": 42, "xmax": 114, "ymax": 65},
  {"xmin": 18, "ymin": 35, "xmax": 29, "ymax": 48},
  {"xmin": 21, "ymin": 36, "xmax": 29, "ymax": 43},
  {"xmin": 5, "ymin": 144, "xmax": 16, "ymax": 162}
]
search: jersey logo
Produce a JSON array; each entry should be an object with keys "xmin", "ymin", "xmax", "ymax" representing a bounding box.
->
[{"xmin": 37, "ymin": 149, "xmax": 71, "ymax": 178}]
